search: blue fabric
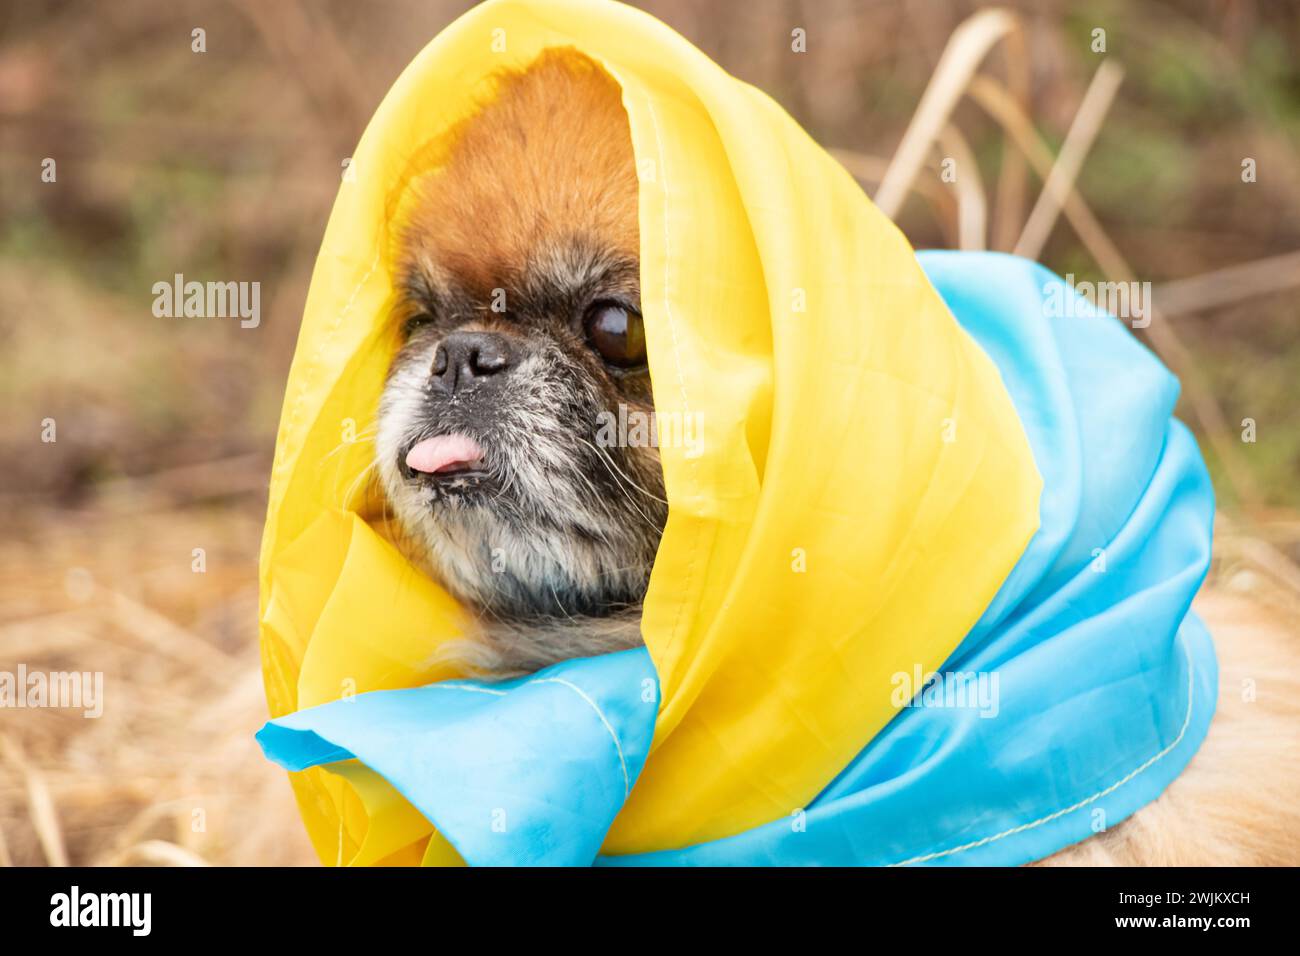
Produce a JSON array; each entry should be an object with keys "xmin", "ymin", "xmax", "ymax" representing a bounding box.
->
[
  {"xmin": 258, "ymin": 647, "xmax": 659, "ymax": 866},
  {"xmin": 256, "ymin": 251, "xmax": 1216, "ymax": 866}
]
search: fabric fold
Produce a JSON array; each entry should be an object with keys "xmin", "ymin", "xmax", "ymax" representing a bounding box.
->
[{"xmin": 258, "ymin": 649, "xmax": 659, "ymax": 866}]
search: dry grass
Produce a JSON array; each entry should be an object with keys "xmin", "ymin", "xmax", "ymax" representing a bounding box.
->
[{"xmin": 0, "ymin": 477, "xmax": 313, "ymax": 866}]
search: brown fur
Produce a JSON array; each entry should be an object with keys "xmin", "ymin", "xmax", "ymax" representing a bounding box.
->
[{"xmin": 398, "ymin": 48, "xmax": 639, "ymax": 304}]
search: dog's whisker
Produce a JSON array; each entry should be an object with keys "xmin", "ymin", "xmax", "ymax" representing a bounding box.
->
[{"xmin": 579, "ymin": 435, "xmax": 669, "ymax": 506}]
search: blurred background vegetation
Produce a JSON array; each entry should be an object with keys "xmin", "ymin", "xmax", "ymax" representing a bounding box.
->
[{"xmin": 0, "ymin": 0, "xmax": 1296, "ymax": 866}]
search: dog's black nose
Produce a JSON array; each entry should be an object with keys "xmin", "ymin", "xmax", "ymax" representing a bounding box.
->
[{"xmin": 432, "ymin": 331, "xmax": 517, "ymax": 394}]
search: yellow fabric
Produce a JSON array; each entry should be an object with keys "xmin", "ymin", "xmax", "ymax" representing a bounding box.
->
[{"xmin": 259, "ymin": 0, "xmax": 1041, "ymax": 864}]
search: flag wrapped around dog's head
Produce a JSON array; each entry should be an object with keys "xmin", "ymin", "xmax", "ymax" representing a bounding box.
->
[{"xmin": 259, "ymin": 0, "xmax": 1046, "ymax": 864}]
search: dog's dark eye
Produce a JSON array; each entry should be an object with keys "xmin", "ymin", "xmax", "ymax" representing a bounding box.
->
[
  {"xmin": 583, "ymin": 301, "xmax": 646, "ymax": 368},
  {"xmin": 403, "ymin": 313, "xmax": 434, "ymax": 337}
]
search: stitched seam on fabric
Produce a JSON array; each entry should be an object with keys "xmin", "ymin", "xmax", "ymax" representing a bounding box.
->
[
  {"xmin": 642, "ymin": 90, "xmax": 700, "ymax": 708},
  {"xmin": 643, "ymin": 105, "xmax": 692, "ymax": 417},
  {"xmin": 888, "ymin": 645, "xmax": 1197, "ymax": 866},
  {"xmin": 426, "ymin": 679, "xmax": 630, "ymax": 797},
  {"xmin": 529, "ymin": 677, "xmax": 631, "ymax": 798},
  {"xmin": 430, "ymin": 682, "xmax": 507, "ymax": 697}
]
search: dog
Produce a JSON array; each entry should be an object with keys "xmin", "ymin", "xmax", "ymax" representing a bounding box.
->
[
  {"xmin": 374, "ymin": 49, "xmax": 1300, "ymax": 865},
  {"xmin": 376, "ymin": 50, "xmax": 663, "ymax": 676}
]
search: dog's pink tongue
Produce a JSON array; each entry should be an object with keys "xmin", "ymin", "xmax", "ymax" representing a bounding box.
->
[{"xmin": 405, "ymin": 434, "xmax": 485, "ymax": 474}]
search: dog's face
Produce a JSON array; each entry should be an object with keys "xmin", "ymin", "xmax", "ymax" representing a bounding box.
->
[{"xmin": 376, "ymin": 51, "xmax": 667, "ymax": 621}]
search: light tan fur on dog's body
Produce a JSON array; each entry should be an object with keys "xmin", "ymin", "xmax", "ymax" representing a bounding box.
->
[{"xmin": 1043, "ymin": 589, "xmax": 1300, "ymax": 865}]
